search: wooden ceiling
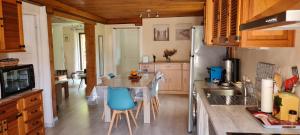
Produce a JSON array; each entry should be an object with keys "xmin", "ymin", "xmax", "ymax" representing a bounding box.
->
[
  {"xmin": 55, "ymin": 0, "xmax": 204, "ymax": 21},
  {"xmin": 52, "ymin": 16, "xmax": 82, "ymax": 23}
]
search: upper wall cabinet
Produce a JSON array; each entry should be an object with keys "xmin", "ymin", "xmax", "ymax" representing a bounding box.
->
[
  {"xmin": 204, "ymin": 0, "xmax": 295, "ymax": 47},
  {"xmin": 0, "ymin": 0, "xmax": 25, "ymax": 53},
  {"xmin": 204, "ymin": 0, "xmax": 241, "ymax": 46},
  {"xmin": 240, "ymin": 0, "xmax": 294, "ymax": 47}
]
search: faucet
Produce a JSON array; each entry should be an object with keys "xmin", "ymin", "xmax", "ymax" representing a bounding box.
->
[
  {"xmin": 242, "ymin": 77, "xmax": 253, "ymax": 98},
  {"xmin": 242, "ymin": 80, "xmax": 248, "ymax": 97}
]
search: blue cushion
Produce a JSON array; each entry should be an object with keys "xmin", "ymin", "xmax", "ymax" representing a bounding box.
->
[{"xmin": 107, "ymin": 87, "xmax": 136, "ymax": 110}]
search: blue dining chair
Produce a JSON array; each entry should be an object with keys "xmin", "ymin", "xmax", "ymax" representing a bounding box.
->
[{"xmin": 107, "ymin": 87, "xmax": 137, "ymax": 135}]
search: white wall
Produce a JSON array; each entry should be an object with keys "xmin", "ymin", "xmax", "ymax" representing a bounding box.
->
[
  {"xmin": 142, "ymin": 17, "xmax": 202, "ymax": 61},
  {"xmin": 62, "ymin": 25, "xmax": 84, "ymax": 76},
  {"xmin": 100, "ymin": 17, "xmax": 202, "ymax": 75},
  {"xmin": 236, "ymin": 30, "xmax": 300, "ymax": 82},
  {"xmin": 52, "ymin": 24, "xmax": 65, "ymax": 70}
]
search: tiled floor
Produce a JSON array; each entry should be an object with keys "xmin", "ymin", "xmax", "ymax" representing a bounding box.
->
[{"xmin": 45, "ymin": 79, "xmax": 195, "ymax": 135}]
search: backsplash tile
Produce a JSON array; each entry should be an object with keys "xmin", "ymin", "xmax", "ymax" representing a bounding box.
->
[{"xmin": 255, "ymin": 62, "xmax": 278, "ymax": 93}]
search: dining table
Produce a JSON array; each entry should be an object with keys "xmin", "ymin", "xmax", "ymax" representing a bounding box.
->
[{"xmin": 96, "ymin": 73, "xmax": 155, "ymax": 124}]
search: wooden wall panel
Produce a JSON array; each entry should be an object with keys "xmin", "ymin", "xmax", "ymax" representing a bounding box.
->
[
  {"xmin": 25, "ymin": 0, "xmax": 106, "ymax": 23},
  {"xmin": 46, "ymin": 13, "xmax": 58, "ymax": 117},
  {"xmin": 84, "ymin": 23, "xmax": 96, "ymax": 96}
]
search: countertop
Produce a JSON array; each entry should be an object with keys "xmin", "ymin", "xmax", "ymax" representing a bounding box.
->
[
  {"xmin": 194, "ymin": 81, "xmax": 300, "ymax": 135},
  {"xmin": 0, "ymin": 89, "xmax": 42, "ymax": 106},
  {"xmin": 139, "ymin": 61, "xmax": 189, "ymax": 64}
]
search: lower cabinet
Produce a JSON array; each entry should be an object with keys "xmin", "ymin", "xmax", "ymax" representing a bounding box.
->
[
  {"xmin": 0, "ymin": 101, "xmax": 21, "ymax": 135},
  {"xmin": 0, "ymin": 90, "xmax": 44, "ymax": 135},
  {"xmin": 139, "ymin": 62, "xmax": 190, "ymax": 94},
  {"xmin": 197, "ymin": 94, "xmax": 209, "ymax": 135}
]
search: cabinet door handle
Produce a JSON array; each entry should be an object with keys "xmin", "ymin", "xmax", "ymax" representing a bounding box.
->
[
  {"xmin": 31, "ymin": 109, "xmax": 38, "ymax": 114},
  {"xmin": 0, "ymin": 111, "xmax": 5, "ymax": 115},
  {"xmin": 19, "ymin": 45, "xmax": 26, "ymax": 48},
  {"xmin": 17, "ymin": 113, "xmax": 22, "ymax": 118},
  {"xmin": 30, "ymin": 97, "xmax": 38, "ymax": 102}
]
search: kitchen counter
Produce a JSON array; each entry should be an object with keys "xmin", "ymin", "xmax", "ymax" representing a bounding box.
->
[
  {"xmin": 194, "ymin": 81, "xmax": 300, "ymax": 135},
  {"xmin": 139, "ymin": 61, "xmax": 189, "ymax": 64}
]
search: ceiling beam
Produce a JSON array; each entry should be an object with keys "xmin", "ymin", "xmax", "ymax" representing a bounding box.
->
[
  {"xmin": 24, "ymin": 0, "xmax": 107, "ymax": 23},
  {"xmin": 106, "ymin": 18, "xmax": 143, "ymax": 26}
]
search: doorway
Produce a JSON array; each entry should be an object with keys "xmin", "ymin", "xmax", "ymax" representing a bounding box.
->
[
  {"xmin": 114, "ymin": 28, "xmax": 140, "ymax": 74},
  {"xmin": 51, "ymin": 16, "xmax": 87, "ymax": 117},
  {"xmin": 78, "ymin": 33, "xmax": 86, "ymax": 70}
]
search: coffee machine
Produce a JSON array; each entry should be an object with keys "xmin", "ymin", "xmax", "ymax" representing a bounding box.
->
[{"xmin": 223, "ymin": 58, "xmax": 240, "ymax": 83}]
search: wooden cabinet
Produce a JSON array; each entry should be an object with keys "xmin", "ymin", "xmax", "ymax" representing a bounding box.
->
[
  {"xmin": 0, "ymin": 101, "xmax": 21, "ymax": 135},
  {"xmin": 0, "ymin": 0, "xmax": 25, "ymax": 53},
  {"xmin": 240, "ymin": 0, "xmax": 294, "ymax": 47},
  {"xmin": 139, "ymin": 62, "xmax": 189, "ymax": 94},
  {"xmin": 156, "ymin": 63, "xmax": 182, "ymax": 92},
  {"xmin": 18, "ymin": 91, "xmax": 44, "ymax": 135},
  {"xmin": 204, "ymin": 0, "xmax": 294, "ymax": 47},
  {"xmin": 0, "ymin": 90, "xmax": 44, "ymax": 135},
  {"xmin": 182, "ymin": 63, "xmax": 190, "ymax": 91},
  {"xmin": 209, "ymin": 0, "xmax": 241, "ymax": 46}
]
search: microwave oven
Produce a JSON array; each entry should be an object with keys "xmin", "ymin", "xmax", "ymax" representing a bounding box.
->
[{"xmin": 0, "ymin": 64, "xmax": 35, "ymax": 98}]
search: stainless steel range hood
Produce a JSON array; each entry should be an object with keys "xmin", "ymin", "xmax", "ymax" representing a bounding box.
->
[{"xmin": 240, "ymin": 10, "xmax": 300, "ymax": 30}]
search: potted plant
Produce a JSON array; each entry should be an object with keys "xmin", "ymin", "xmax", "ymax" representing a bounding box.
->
[{"xmin": 163, "ymin": 49, "xmax": 177, "ymax": 62}]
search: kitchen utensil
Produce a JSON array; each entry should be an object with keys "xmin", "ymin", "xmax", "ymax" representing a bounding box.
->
[
  {"xmin": 292, "ymin": 66, "xmax": 299, "ymax": 78},
  {"xmin": 232, "ymin": 59, "xmax": 240, "ymax": 82},
  {"xmin": 224, "ymin": 59, "xmax": 232, "ymax": 83},
  {"xmin": 284, "ymin": 76, "xmax": 298, "ymax": 92},
  {"xmin": 210, "ymin": 66, "xmax": 223, "ymax": 82},
  {"xmin": 274, "ymin": 73, "xmax": 282, "ymax": 93}
]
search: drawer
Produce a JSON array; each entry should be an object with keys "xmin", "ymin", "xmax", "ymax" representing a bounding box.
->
[
  {"xmin": 27, "ymin": 126, "xmax": 44, "ymax": 135},
  {"xmin": 182, "ymin": 63, "xmax": 190, "ymax": 70},
  {"xmin": 22, "ymin": 93, "xmax": 42, "ymax": 109},
  {"xmin": 23, "ymin": 105, "xmax": 43, "ymax": 122},
  {"xmin": 25, "ymin": 117, "xmax": 43, "ymax": 134},
  {"xmin": 155, "ymin": 63, "xmax": 181, "ymax": 70},
  {"xmin": 0, "ymin": 102, "xmax": 18, "ymax": 120}
]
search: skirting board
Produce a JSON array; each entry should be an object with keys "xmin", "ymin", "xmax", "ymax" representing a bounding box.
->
[{"xmin": 45, "ymin": 116, "xmax": 58, "ymax": 128}]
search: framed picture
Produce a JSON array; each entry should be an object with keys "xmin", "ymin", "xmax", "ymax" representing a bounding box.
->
[
  {"xmin": 175, "ymin": 23, "xmax": 192, "ymax": 40},
  {"xmin": 153, "ymin": 24, "xmax": 169, "ymax": 41}
]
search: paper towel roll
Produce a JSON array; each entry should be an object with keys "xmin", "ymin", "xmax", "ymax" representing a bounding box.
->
[{"xmin": 261, "ymin": 79, "xmax": 274, "ymax": 113}]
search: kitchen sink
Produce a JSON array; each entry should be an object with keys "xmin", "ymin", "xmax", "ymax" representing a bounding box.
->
[
  {"xmin": 203, "ymin": 87, "xmax": 257, "ymax": 106},
  {"xmin": 204, "ymin": 88, "xmax": 242, "ymax": 96}
]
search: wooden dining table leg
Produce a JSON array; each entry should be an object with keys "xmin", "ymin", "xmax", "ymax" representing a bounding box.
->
[{"xmin": 143, "ymin": 87, "xmax": 151, "ymax": 123}]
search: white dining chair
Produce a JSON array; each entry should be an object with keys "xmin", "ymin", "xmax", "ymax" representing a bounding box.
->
[{"xmin": 135, "ymin": 72, "xmax": 164, "ymax": 120}]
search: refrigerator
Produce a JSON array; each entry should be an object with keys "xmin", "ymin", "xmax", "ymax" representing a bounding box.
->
[{"xmin": 187, "ymin": 26, "xmax": 226, "ymax": 133}]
